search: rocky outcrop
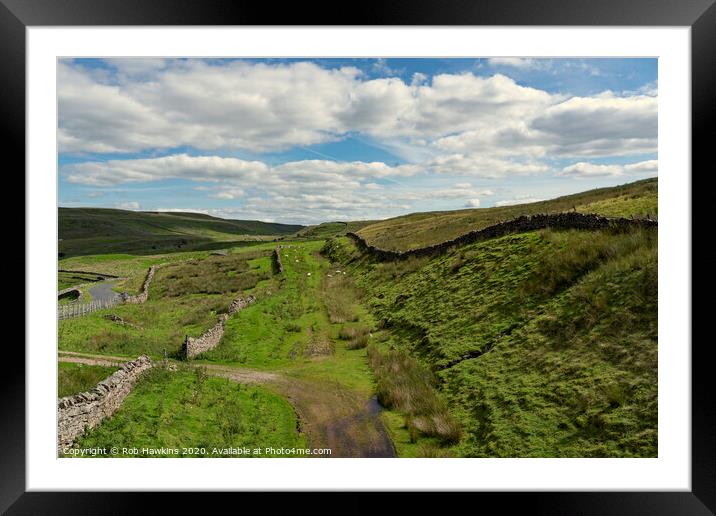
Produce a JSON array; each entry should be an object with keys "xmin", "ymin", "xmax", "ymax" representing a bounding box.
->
[
  {"xmin": 347, "ymin": 212, "xmax": 658, "ymax": 261},
  {"xmin": 121, "ymin": 265, "xmax": 157, "ymax": 304},
  {"xmin": 180, "ymin": 295, "xmax": 256, "ymax": 359},
  {"xmin": 57, "ymin": 355, "xmax": 152, "ymax": 453}
]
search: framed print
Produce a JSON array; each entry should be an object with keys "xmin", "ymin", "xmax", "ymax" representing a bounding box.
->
[{"xmin": 5, "ymin": 0, "xmax": 711, "ymax": 512}]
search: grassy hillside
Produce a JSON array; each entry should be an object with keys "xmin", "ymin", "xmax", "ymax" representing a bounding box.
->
[
  {"xmin": 294, "ymin": 220, "xmax": 375, "ymax": 240},
  {"xmin": 59, "ymin": 208, "xmax": 304, "ymax": 257},
  {"xmin": 323, "ymin": 222, "xmax": 658, "ymax": 457},
  {"xmin": 356, "ymin": 178, "xmax": 657, "ymax": 251}
]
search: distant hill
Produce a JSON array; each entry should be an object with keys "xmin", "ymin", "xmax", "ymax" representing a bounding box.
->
[
  {"xmin": 294, "ymin": 220, "xmax": 376, "ymax": 240},
  {"xmin": 356, "ymin": 178, "xmax": 657, "ymax": 252},
  {"xmin": 59, "ymin": 208, "xmax": 304, "ymax": 257}
]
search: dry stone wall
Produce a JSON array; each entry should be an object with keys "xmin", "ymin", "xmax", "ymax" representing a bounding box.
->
[
  {"xmin": 57, "ymin": 355, "xmax": 152, "ymax": 453},
  {"xmin": 347, "ymin": 212, "xmax": 658, "ymax": 261},
  {"xmin": 180, "ymin": 295, "xmax": 256, "ymax": 359},
  {"xmin": 58, "ymin": 269, "xmax": 119, "ymax": 278},
  {"xmin": 273, "ymin": 246, "xmax": 284, "ymax": 274},
  {"xmin": 121, "ymin": 265, "xmax": 157, "ymax": 304}
]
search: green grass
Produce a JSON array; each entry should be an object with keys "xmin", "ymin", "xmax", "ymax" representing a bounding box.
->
[
  {"xmin": 356, "ymin": 178, "xmax": 657, "ymax": 251},
  {"xmin": 59, "ymin": 207, "xmax": 303, "ymax": 257},
  {"xmin": 324, "ymin": 224, "xmax": 657, "ymax": 457},
  {"xmin": 73, "ymin": 366, "xmax": 305, "ymax": 457},
  {"xmin": 58, "ymin": 177, "xmax": 657, "ymax": 458},
  {"xmin": 155, "ymin": 250, "xmax": 271, "ymax": 297},
  {"xmin": 367, "ymin": 344, "xmax": 461, "ymax": 444},
  {"xmin": 191, "ymin": 241, "xmax": 379, "ymax": 396},
  {"xmin": 58, "ymin": 362, "xmax": 118, "ymax": 398},
  {"xmin": 294, "ymin": 220, "xmax": 375, "ymax": 240},
  {"xmin": 58, "ymin": 271, "xmax": 105, "ymax": 290},
  {"xmin": 58, "ymin": 247, "xmax": 273, "ymax": 359}
]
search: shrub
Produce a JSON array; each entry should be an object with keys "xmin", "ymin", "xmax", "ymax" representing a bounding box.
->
[
  {"xmin": 346, "ymin": 333, "xmax": 369, "ymax": 350},
  {"xmin": 367, "ymin": 344, "xmax": 461, "ymax": 444},
  {"xmin": 321, "ymin": 273, "xmax": 360, "ymax": 323}
]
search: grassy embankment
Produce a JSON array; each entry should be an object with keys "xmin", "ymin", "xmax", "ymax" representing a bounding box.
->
[
  {"xmin": 74, "ymin": 366, "xmax": 305, "ymax": 457},
  {"xmin": 59, "ymin": 207, "xmax": 303, "ymax": 257},
  {"xmin": 322, "ymin": 179, "xmax": 658, "ymax": 457}
]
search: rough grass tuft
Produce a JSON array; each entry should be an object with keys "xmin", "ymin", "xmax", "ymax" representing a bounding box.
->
[{"xmin": 367, "ymin": 344, "xmax": 461, "ymax": 444}]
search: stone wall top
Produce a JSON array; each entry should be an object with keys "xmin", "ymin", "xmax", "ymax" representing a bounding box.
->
[{"xmin": 347, "ymin": 212, "xmax": 657, "ymax": 261}]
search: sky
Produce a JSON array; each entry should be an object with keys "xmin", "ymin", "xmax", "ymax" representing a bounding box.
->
[{"xmin": 58, "ymin": 57, "xmax": 657, "ymax": 225}]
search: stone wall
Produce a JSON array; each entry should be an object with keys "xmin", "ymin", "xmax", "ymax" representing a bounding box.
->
[
  {"xmin": 121, "ymin": 265, "xmax": 157, "ymax": 304},
  {"xmin": 273, "ymin": 246, "xmax": 284, "ymax": 274},
  {"xmin": 180, "ymin": 295, "xmax": 256, "ymax": 359},
  {"xmin": 57, "ymin": 355, "xmax": 152, "ymax": 453},
  {"xmin": 58, "ymin": 269, "xmax": 119, "ymax": 278},
  {"xmin": 347, "ymin": 212, "xmax": 658, "ymax": 261}
]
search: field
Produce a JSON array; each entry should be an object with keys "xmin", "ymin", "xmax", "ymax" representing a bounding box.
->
[
  {"xmin": 58, "ymin": 178, "xmax": 658, "ymax": 458},
  {"xmin": 59, "ymin": 208, "xmax": 304, "ymax": 257},
  {"xmin": 58, "ymin": 249, "xmax": 274, "ymax": 358}
]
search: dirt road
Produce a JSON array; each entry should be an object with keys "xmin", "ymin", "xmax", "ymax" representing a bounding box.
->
[{"xmin": 58, "ymin": 351, "xmax": 395, "ymax": 458}]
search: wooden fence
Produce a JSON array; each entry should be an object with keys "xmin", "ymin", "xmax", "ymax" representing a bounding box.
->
[{"xmin": 58, "ymin": 296, "xmax": 122, "ymax": 320}]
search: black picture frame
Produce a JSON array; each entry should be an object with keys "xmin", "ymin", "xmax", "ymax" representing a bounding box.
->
[{"xmin": 5, "ymin": 0, "xmax": 709, "ymax": 512}]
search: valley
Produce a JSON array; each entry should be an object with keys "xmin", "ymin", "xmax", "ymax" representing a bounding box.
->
[{"xmin": 57, "ymin": 178, "xmax": 658, "ymax": 458}]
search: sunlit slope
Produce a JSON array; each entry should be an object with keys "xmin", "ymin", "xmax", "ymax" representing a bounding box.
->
[
  {"xmin": 356, "ymin": 178, "xmax": 657, "ymax": 252},
  {"xmin": 295, "ymin": 220, "xmax": 376, "ymax": 240},
  {"xmin": 324, "ymin": 224, "xmax": 658, "ymax": 457},
  {"xmin": 59, "ymin": 208, "xmax": 304, "ymax": 257}
]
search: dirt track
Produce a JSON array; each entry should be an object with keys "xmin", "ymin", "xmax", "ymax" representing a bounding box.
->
[{"xmin": 58, "ymin": 352, "xmax": 395, "ymax": 458}]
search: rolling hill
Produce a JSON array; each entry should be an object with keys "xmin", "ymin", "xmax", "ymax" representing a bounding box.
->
[
  {"xmin": 59, "ymin": 208, "xmax": 304, "ymax": 257},
  {"xmin": 356, "ymin": 178, "xmax": 657, "ymax": 252},
  {"xmin": 322, "ymin": 177, "xmax": 658, "ymax": 457},
  {"xmin": 293, "ymin": 220, "xmax": 376, "ymax": 240}
]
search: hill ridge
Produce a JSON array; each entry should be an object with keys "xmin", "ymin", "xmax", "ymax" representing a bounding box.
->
[{"xmin": 347, "ymin": 212, "xmax": 657, "ymax": 261}]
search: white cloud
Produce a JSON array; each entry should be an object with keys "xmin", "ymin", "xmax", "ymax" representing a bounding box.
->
[
  {"xmin": 464, "ymin": 199, "xmax": 481, "ymax": 208},
  {"xmin": 59, "ymin": 60, "xmax": 657, "ymax": 167},
  {"xmin": 495, "ymin": 197, "xmax": 545, "ymax": 207},
  {"xmin": 209, "ymin": 187, "xmax": 246, "ymax": 200},
  {"xmin": 64, "ymin": 154, "xmax": 269, "ymax": 186},
  {"xmin": 434, "ymin": 93, "xmax": 657, "ymax": 159},
  {"xmin": 65, "ymin": 154, "xmax": 504, "ymax": 224},
  {"xmin": 560, "ymin": 159, "xmax": 658, "ymax": 178},
  {"xmin": 59, "ymin": 61, "xmax": 556, "ymax": 155},
  {"xmin": 58, "ymin": 59, "xmax": 658, "ymax": 224},
  {"xmin": 531, "ymin": 94, "xmax": 658, "ymax": 157},
  {"xmin": 487, "ymin": 58, "xmax": 544, "ymax": 70},
  {"xmin": 114, "ymin": 201, "xmax": 140, "ymax": 210},
  {"xmin": 427, "ymin": 153, "xmax": 551, "ymax": 178}
]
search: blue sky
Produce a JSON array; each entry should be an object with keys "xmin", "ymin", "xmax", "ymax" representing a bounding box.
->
[{"xmin": 58, "ymin": 57, "xmax": 657, "ymax": 224}]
